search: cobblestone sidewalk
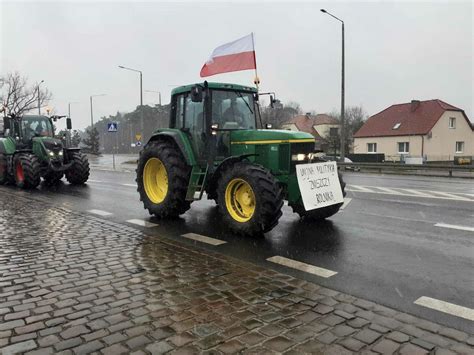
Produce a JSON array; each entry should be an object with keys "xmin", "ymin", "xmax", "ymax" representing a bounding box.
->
[{"xmin": 0, "ymin": 190, "xmax": 473, "ymax": 355}]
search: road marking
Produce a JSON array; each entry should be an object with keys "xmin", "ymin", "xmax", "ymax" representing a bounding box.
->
[
  {"xmin": 414, "ymin": 296, "xmax": 474, "ymax": 321},
  {"xmin": 374, "ymin": 186, "xmax": 399, "ymax": 194},
  {"xmin": 88, "ymin": 179, "xmax": 105, "ymax": 183},
  {"xmin": 401, "ymin": 188, "xmax": 433, "ymax": 197},
  {"xmin": 348, "ymin": 185, "xmax": 373, "ymax": 193},
  {"xmin": 267, "ymin": 256, "xmax": 337, "ymax": 278},
  {"xmin": 435, "ymin": 223, "xmax": 474, "ymax": 232},
  {"xmin": 88, "ymin": 209, "xmax": 113, "ymax": 216},
  {"xmin": 126, "ymin": 219, "xmax": 159, "ymax": 228},
  {"xmin": 395, "ymin": 287, "xmax": 403, "ymax": 298},
  {"xmin": 122, "ymin": 183, "xmax": 138, "ymax": 187},
  {"xmin": 181, "ymin": 233, "xmax": 226, "ymax": 246},
  {"xmin": 340, "ymin": 198, "xmax": 352, "ymax": 210},
  {"xmin": 428, "ymin": 191, "xmax": 471, "ymax": 201}
]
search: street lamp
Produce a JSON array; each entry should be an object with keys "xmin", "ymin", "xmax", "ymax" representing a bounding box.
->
[
  {"xmin": 90, "ymin": 94, "xmax": 106, "ymax": 128},
  {"xmin": 321, "ymin": 8, "xmax": 345, "ymax": 162},
  {"xmin": 37, "ymin": 80, "xmax": 44, "ymax": 115},
  {"xmin": 118, "ymin": 65, "xmax": 143, "ymax": 134},
  {"xmin": 145, "ymin": 90, "xmax": 162, "ymax": 106}
]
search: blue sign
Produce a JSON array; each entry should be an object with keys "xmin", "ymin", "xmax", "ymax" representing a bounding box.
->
[{"xmin": 107, "ymin": 122, "xmax": 118, "ymax": 132}]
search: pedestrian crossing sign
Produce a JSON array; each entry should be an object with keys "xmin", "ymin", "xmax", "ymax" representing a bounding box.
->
[{"xmin": 107, "ymin": 122, "xmax": 118, "ymax": 132}]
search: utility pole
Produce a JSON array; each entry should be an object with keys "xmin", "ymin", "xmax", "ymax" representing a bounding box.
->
[
  {"xmin": 321, "ymin": 9, "xmax": 345, "ymax": 162},
  {"xmin": 37, "ymin": 80, "xmax": 44, "ymax": 115}
]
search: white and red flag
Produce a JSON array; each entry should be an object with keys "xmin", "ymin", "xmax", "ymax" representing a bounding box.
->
[{"xmin": 200, "ymin": 33, "xmax": 257, "ymax": 78}]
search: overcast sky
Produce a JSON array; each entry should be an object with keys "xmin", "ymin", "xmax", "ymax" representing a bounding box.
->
[{"xmin": 1, "ymin": 1, "xmax": 472, "ymax": 131}]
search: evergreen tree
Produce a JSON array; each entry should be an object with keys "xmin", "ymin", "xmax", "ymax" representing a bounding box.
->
[
  {"xmin": 71, "ymin": 130, "xmax": 81, "ymax": 147},
  {"xmin": 83, "ymin": 127, "xmax": 100, "ymax": 154}
]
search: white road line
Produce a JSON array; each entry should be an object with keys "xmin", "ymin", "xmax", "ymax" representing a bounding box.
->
[
  {"xmin": 88, "ymin": 179, "xmax": 105, "ymax": 183},
  {"xmin": 347, "ymin": 185, "xmax": 373, "ymax": 193},
  {"xmin": 414, "ymin": 296, "xmax": 474, "ymax": 321},
  {"xmin": 267, "ymin": 256, "xmax": 337, "ymax": 278},
  {"xmin": 374, "ymin": 186, "xmax": 400, "ymax": 195},
  {"xmin": 340, "ymin": 198, "xmax": 352, "ymax": 210},
  {"xmin": 88, "ymin": 209, "xmax": 113, "ymax": 216},
  {"xmin": 427, "ymin": 191, "xmax": 471, "ymax": 201},
  {"xmin": 122, "ymin": 183, "xmax": 138, "ymax": 187},
  {"xmin": 395, "ymin": 287, "xmax": 403, "ymax": 298},
  {"xmin": 435, "ymin": 223, "xmax": 474, "ymax": 232},
  {"xmin": 181, "ymin": 233, "xmax": 226, "ymax": 246},
  {"xmin": 126, "ymin": 219, "xmax": 159, "ymax": 228},
  {"xmin": 400, "ymin": 189, "xmax": 433, "ymax": 197}
]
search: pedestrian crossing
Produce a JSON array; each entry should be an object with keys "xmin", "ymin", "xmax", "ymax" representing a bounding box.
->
[{"xmin": 346, "ymin": 184, "xmax": 474, "ymax": 202}]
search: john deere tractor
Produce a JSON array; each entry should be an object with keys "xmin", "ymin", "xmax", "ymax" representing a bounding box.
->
[
  {"xmin": 136, "ymin": 82, "xmax": 345, "ymax": 235},
  {"xmin": 0, "ymin": 114, "xmax": 89, "ymax": 188}
]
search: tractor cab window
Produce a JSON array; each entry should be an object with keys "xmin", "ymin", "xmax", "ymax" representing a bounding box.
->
[
  {"xmin": 212, "ymin": 90, "xmax": 255, "ymax": 130},
  {"xmin": 22, "ymin": 117, "xmax": 54, "ymax": 141}
]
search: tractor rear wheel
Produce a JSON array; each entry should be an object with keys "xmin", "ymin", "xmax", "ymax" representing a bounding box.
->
[
  {"xmin": 43, "ymin": 170, "xmax": 64, "ymax": 184},
  {"xmin": 136, "ymin": 140, "xmax": 191, "ymax": 218},
  {"xmin": 65, "ymin": 152, "xmax": 90, "ymax": 185},
  {"xmin": 14, "ymin": 154, "xmax": 41, "ymax": 189},
  {"xmin": 217, "ymin": 161, "xmax": 283, "ymax": 235},
  {"xmin": 290, "ymin": 172, "xmax": 346, "ymax": 221}
]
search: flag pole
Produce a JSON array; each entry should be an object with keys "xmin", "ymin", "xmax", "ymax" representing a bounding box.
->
[{"xmin": 251, "ymin": 32, "xmax": 259, "ymax": 91}]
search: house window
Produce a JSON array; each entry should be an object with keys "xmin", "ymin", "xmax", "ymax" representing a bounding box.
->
[
  {"xmin": 455, "ymin": 141, "xmax": 464, "ymax": 153},
  {"xmin": 329, "ymin": 127, "xmax": 339, "ymax": 137},
  {"xmin": 449, "ymin": 117, "xmax": 456, "ymax": 129},
  {"xmin": 393, "ymin": 123, "xmax": 401, "ymax": 130},
  {"xmin": 367, "ymin": 143, "xmax": 377, "ymax": 153},
  {"xmin": 398, "ymin": 142, "xmax": 409, "ymax": 154}
]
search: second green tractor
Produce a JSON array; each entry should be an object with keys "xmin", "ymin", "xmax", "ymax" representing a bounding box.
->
[{"xmin": 137, "ymin": 82, "xmax": 345, "ymax": 235}]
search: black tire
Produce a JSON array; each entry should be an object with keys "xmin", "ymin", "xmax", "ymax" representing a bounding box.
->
[
  {"xmin": 217, "ymin": 161, "xmax": 283, "ymax": 235},
  {"xmin": 0, "ymin": 154, "xmax": 7, "ymax": 185},
  {"xmin": 43, "ymin": 170, "xmax": 64, "ymax": 184},
  {"xmin": 290, "ymin": 172, "xmax": 346, "ymax": 221},
  {"xmin": 136, "ymin": 140, "xmax": 191, "ymax": 218},
  {"xmin": 14, "ymin": 153, "xmax": 41, "ymax": 189},
  {"xmin": 65, "ymin": 152, "xmax": 90, "ymax": 185}
]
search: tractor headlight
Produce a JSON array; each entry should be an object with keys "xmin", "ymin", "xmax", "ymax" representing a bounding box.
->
[
  {"xmin": 47, "ymin": 150, "xmax": 55, "ymax": 157},
  {"xmin": 291, "ymin": 154, "xmax": 307, "ymax": 161},
  {"xmin": 59, "ymin": 151, "xmax": 63, "ymax": 156}
]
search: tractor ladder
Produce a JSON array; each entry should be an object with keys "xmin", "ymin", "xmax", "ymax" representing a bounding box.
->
[{"xmin": 185, "ymin": 164, "xmax": 209, "ymax": 201}]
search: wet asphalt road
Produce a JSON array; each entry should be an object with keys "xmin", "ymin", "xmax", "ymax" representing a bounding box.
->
[{"xmin": 2, "ymin": 169, "xmax": 473, "ymax": 334}]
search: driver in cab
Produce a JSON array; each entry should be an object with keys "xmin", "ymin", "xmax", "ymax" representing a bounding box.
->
[{"xmin": 222, "ymin": 98, "xmax": 246, "ymax": 129}]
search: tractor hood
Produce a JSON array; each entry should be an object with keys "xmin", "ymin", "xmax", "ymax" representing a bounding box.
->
[
  {"xmin": 230, "ymin": 129, "xmax": 315, "ymax": 144},
  {"xmin": 34, "ymin": 137, "xmax": 64, "ymax": 151}
]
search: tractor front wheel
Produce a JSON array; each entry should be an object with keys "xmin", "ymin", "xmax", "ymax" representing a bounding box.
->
[
  {"xmin": 14, "ymin": 154, "xmax": 41, "ymax": 189},
  {"xmin": 65, "ymin": 152, "xmax": 90, "ymax": 184},
  {"xmin": 290, "ymin": 172, "xmax": 346, "ymax": 221},
  {"xmin": 217, "ymin": 162, "xmax": 283, "ymax": 235},
  {"xmin": 136, "ymin": 140, "xmax": 191, "ymax": 218}
]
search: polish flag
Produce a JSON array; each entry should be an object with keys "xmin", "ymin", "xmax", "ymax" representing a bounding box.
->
[{"xmin": 200, "ymin": 33, "xmax": 256, "ymax": 77}]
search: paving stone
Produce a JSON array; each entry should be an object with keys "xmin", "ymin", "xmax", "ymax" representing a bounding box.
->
[
  {"xmin": 386, "ymin": 331, "xmax": 410, "ymax": 343},
  {"xmin": 72, "ymin": 340, "xmax": 104, "ymax": 354},
  {"xmin": 101, "ymin": 343, "xmax": 129, "ymax": 355},
  {"xmin": 196, "ymin": 333, "xmax": 225, "ymax": 350},
  {"xmin": 313, "ymin": 304, "xmax": 334, "ymax": 315},
  {"xmin": 283, "ymin": 325, "xmax": 315, "ymax": 342},
  {"xmin": 217, "ymin": 339, "xmax": 246, "ymax": 354},
  {"xmin": 411, "ymin": 338, "xmax": 436, "ymax": 350},
  {"xmin": 332, "ymin": 325, "xmax": 356, "ymax": 337},
  {"xmin": 55, "ymin": 337, "xmax": 83, "ymax": 351},
  {"xmin": 25, "ymin": 348, "xmax": 55, "ymax": 355},
  {"xmin": 102, "ymin": 332, "xmax": 127, "ymax": 345},
  {"xmin": 238, "ymin": 332, "xmax": 266, "ymax": 346},
  {"xmin": 398, "ymin": 343, "xmax": 429, "ymax": 355},
  {"xmin": 439, "ymin": 327, "xmax": 468, "ymax": 342},
  {"xmin": 434, "ymin": 349, "xmax": 456, "ymax": 355},
  {"xmin": 339, "ymin": 337, "xmax": 366, "ymax": 352},
  {"xmin": 258, "ymin": 324, "xmax": 285, "ymax": 337},
  {"xmin": 1, "ymin": 340, "xmax": 37, "ymax": 355},
  {"xmin": 348, "ymin": 317, "xmax": 370, "ymax": 328},
  {"xmin": 4, "ymin": 309, "xmax": 30, "ymax": 320},
  {"xmin": 355, "ymin": 329, "xmax": 382, "ymax": 345},
  {"xmin": 150, "ymin": 326, "xmax": 175, "ymax": 341},
  {"xmin": 262, "ymin": 336, "xmax": 294, "ymax": 352},
  {"xmin": 324, "ymin": 344, "xmax": 354, "ymax": 355},
  {"xmin": 316, "ymin": 331, "xmax": 338, "ymax": 344},
  {"xmin": 168, "ymin": 332, "xmax": 195, "ymax": 347},
  {"xmin": 60, "ymin": 325, "xmax": 90, "ymax": 339},
  {"xmin": 0, "ymin": 319, "xmax": 25, "ymax": 331},
  {"xmin": 320, "ymin": 314, "xmax": 345, "ymax": 326},
  {"xmin": 369, "ymin": 323, "xmax": 390, "ymax": 334},
  {"xmin": 145, "ymin": 341, "xmax": 174, "ymax": 354},
  {"xmin": 371, "ymin": 339, "xmax": 400, "ymax": 354}
]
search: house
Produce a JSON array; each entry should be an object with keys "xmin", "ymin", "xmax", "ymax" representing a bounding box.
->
[
  {"xmin": 353, "ymin": 99, "xmax": 474, "ymax": 161},
  {"xmin": 281, "ymin": 113, "xmax": 340, "ymax": 150}
]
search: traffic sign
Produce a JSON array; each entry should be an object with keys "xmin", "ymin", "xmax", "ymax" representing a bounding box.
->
[
  {"xmin": 136, "ymin": 141, "xmax": 142, "ymax": 147},
  {"xmin": 135, "ymin": 134, "xmax": 142, "ymax": 141},
  {"xmin": 107, "ymin": 122, "xmax": 118, "ymax": 132}
]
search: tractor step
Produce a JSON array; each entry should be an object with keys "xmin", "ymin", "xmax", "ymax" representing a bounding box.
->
[{"xmin": 186, "ymin": 165, "xmax": 209, "ymax": 201}]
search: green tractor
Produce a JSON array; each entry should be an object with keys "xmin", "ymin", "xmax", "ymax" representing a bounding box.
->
[
  {"xmin": 0, "ymin": 114, "xmax": 90, "ymax": 188},
  {"xmin": 136, "ymin": 82, "xmax": 346, "ymax": 235}
]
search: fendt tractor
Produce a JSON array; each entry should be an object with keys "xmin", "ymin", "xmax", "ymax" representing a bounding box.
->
[
  {"xmin": 136, "ymin": 82, "xmax": 346, "ymax": 235},
  {"xmin": 0, "ymin": 114, "xmax": 89, "ymax": 188}
]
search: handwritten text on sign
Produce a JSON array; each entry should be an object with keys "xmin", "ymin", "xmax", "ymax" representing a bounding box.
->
[{"xmin": 296, "ymin": 161, "xmax": 344, "ymax": 211}]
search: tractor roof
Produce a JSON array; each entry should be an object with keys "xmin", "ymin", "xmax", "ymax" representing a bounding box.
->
[{"xmin": 171, "ymin": 82, "xmax": 257, "ymax": 96}]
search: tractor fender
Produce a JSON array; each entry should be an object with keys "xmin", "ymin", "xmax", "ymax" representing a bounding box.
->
[
  {"xmin": 206, "ymin": 154, "xmax": 257, "ymax": 200},
  {"xmin": 147, "ymin": 131, "xmax": 196, "ymax": 166}
]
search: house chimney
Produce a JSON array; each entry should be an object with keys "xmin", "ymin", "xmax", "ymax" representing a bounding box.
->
[
  {"xmin": 305, "ymin": 112, "xmax": 311, "ymax": 119},
  {"xmin": 411, "ymin": 100, "xmax": 420, "ymax": 112}
]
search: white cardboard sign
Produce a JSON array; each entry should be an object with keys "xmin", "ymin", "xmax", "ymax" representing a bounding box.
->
[{"xmin": 296, "ymin": 161, "xmax": 344, "ymax": 211}]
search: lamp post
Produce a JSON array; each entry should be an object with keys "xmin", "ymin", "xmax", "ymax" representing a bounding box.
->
[
  {"xmin": 118, "ymin": 65, "xmax": 143, "ymax": 134},
  {"xmin": 145, "ymin": 90, "xmax": 161, "ymax": 106},
  {"xmin": 90, "ymin": 94, "xmax": 106, "ymax": 128},
  {"xmin": 321, "ymin": 8, "xmax": 345, "ymax": 162},
  {"xmin": 37, "ymin": 80, "xmax": 44, "ymax": 115}
]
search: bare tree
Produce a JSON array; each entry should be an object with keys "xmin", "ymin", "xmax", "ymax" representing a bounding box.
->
[{"xmin": 0, "ymin": 72, "xmax": 52, "ymax": 116}]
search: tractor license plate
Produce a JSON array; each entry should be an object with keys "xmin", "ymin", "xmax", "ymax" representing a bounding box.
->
[{"xmin": 296, "ymin": 161, "xmax": 344, "ymax": 211}]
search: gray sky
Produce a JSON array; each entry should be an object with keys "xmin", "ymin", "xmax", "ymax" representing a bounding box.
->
[{"xmin": 1, "ymin": 1, "xmax": 473, "ymax": 131}]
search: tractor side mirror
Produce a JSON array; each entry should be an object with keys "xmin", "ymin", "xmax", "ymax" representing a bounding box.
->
[
  {"xmin": 191, "ymin": 86, "xmax": 203, "ymax": 103},
  {"xmin": 66, "ymin": 118, "xmax": 72, "ymax": 130}
]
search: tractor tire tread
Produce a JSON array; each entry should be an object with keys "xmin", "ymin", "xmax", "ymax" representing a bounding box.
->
[
  {"xmin": 15, "ymin": 153, "xmax": 41, "ymax": 189},
  {"xmin": 65, "ymin": 152, "xmax": 90, "ymax": 184}
]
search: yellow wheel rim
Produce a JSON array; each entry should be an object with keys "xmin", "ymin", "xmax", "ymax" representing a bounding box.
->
[
  {"xmin": 225, "ymin": 178, "xmax": 256, "ymax": 222},
  {"xmin": 143, "ymin": 157, "xmax": 168, "ymax": 204}
]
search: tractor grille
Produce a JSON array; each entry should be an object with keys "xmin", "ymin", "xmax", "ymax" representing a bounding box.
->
[{"xmin": 43, "ymin": 140, "xmax": 63, "ymax": 154}]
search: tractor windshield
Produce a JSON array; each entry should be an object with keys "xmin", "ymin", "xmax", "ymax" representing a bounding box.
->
[
  {"xmin": 22, "ymin": 116, "xmax": 54, "ymax": 141},
  {"xmin": 212, "ymin": 90, "xmax": 256, "ymax": 130}
]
